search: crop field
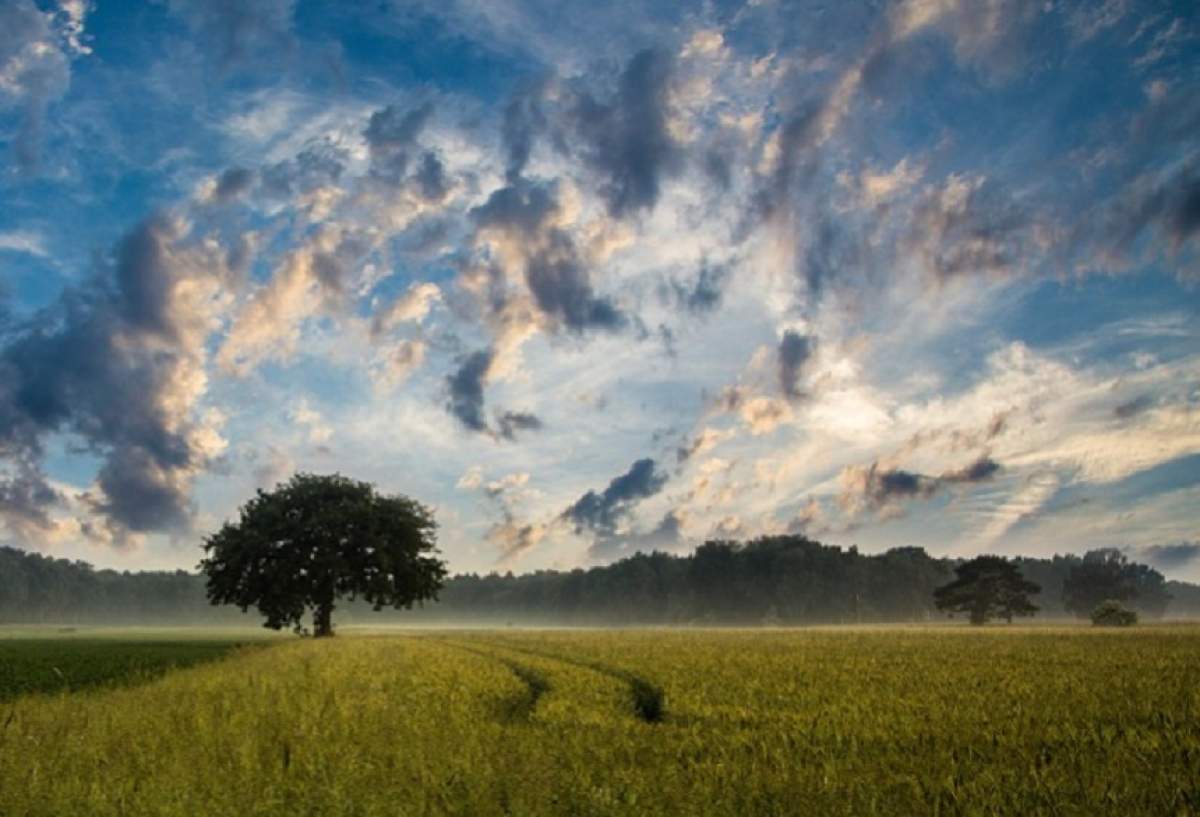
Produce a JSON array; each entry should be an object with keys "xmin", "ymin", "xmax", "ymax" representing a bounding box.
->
[
  {"xmin": 0, "ymin": 632, "xmax": 265, "ymax": 702},
  {"xmin": 1, "ymin": 627, "xmax": 1198, "ymax": 816}
]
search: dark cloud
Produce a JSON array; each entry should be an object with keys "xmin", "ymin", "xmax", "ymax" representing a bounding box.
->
[
  {"xmin": 0, "ymin": 216, "xmax": 220, "ymax": 540},
  {"xmin": 663, "ymin": 261, "xmax": 728, "ymax": 315},
  {"xmin": 1140, "ymin": 542, "xmax": 1200, "ymax": 571},
  {"xmin": 0, "ymin": 459, "xmax": 60, "ymax": 538},
  {"xmin": 526, "ymin": 231, "xmax": 624, "ymax": 331},
  {"xmin": 413, "ymin": 152, "xmax": 449, "ymax": 202},
  {"xmin": 563, "ymin": 457, "xmax": 667, "ymax": 537},
  {"xmin": 260, "ymin": 142, "xmax": 346, "ymax": 198},
  {"xmin": 472, "ymin": 180, "xmax": 558, "ymax": 235},
  {"xmin": 501, "ymin": 81, "xmax": 548, "ymax": 183},
  {"xmin": 568, "ymin": 48, "xmax": 680, "ymax": 217},
  {"xmin": 803, "ymin": 214, "xmax": 864, "ymax": 301},
  {"xmin": 750, "ymin": 106, "xmax": 821, "ymax": 225},
  {"xmin": 778, "ymin": 331, "xmax": 816, "ymax": 401},
  {"xmin": 471, "ymin": 181, "xmax": 625, "ymax": 333},
  {"xmin": 876, "ymin": 469, "xmax": 937, "ymax": 501},
  {"xmin": 446, "ymin": 349, "xmax": 492, "ymax": 433},
  {"xmin": 113, "ymin": 215, "xmax": 186, "ymax": 341},
  {"xmin": 1114, "ymin": 394, "xmax": 1155, "ymax": 419},
  {"xmin": 445, "ymin": 349, "xmax": 547, "ymax": 440},
  {"xmin": 843, "ymin": 455, "xmax": 1001, "ymax": 515},
  {"xmin": 364, "ymin": 102, "xmax": 433, "ymax": 183},
  {"xmin": 1091, "ymin": 160, "xmax": 1200, "ymax": 279},
  {"xmin": 497, "ymin": 411, "xmax": 543, "ymax": 441},
  {"xmin": 587, "ymin": 509, "xmax": 683, "ymax": 561},
  {"xmin": 213, "ymin": 167, "xmax": 255, "ymax": 201},
  {"xmin": 905, "ymin": 176, "xmax": 1035, "ymax": 281},
  {"xmin": 941, "ymin": 456, "xmax": 1002, "ymax": 483},
  {"xmin": 91, "ymin": 448, "xmax": 191, "ymax": 532}
]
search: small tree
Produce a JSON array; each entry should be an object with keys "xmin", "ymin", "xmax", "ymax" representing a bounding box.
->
[
  {"xmin": 934, "ymin": 555, "xmax": 1040, "ymax": 625},
  {"xmin": 1091, "ymin": 599, "xmax": 1138, "ymax": 627},
  {"xmin": 200, "ymin": 473, "xmax": 447, "ymax": 636}
]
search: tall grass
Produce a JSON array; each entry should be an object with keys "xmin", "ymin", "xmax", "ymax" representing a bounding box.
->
[{"xmin": 1, "ymin": 627, "xmax": 1197, "ymax": 815}]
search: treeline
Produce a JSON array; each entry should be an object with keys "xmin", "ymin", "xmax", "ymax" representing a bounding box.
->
[
  {"xmin": 3, "ymin": 538, "xmax": 1199, "ymax": 626},
  {"xmin": 0, "ymin": 546, "xmax": 249, "ymax": 625}
]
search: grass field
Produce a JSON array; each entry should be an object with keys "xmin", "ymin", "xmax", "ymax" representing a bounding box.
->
[
  {"xmin": 0, "ymin": 631, "xmax": 268, "ymax": 702},
  {"xmin": 1, "ymin": 626, "xmax": 1198, "ymax": 816}
]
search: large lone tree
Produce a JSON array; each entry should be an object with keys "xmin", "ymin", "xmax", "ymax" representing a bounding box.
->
[
  {"xmin": 200, "ymin": 473, "xmax": 447, "ymax": 636},
  {"xmin": 934, "ymin": 555, "xmax": 1040, "ymax": 625}
]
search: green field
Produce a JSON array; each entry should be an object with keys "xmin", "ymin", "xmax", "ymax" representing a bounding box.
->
[
  {"xmin": 1, "ymin": 627, "xmax": 1198, "ymax": 816},
  {"xmin": 0, "ymin": 631, "xmax": 267, "ymax": 702}
]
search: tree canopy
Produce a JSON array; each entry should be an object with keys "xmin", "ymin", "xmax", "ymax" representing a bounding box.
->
[
  {"xmin": 199, "ymin": 473, "xmax": 446, "ymax": 636},
  {"xmin": 1062, "ymin": 548, "xmax": 1170, "ymax": 619},
  {"xmin": 933, "ymin": 555, "xmax": 1041, "ymax": 625}
]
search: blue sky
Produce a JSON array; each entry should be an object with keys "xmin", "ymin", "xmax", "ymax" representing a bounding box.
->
[{"xmin": 1, "ymin": 0, "xmax": 1198, "ymax": 579}]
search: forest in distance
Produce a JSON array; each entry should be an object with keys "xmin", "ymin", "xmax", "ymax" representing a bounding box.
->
[{"xmin": 3, "ymin": 537, "xmax": 1199, "ymax": 627}]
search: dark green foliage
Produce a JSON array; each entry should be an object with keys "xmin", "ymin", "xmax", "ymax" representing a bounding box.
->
[
  {"xmin": 1063, "ymin": 548, "xmax": 1170, "ymax": 619},
  {"xmin": 0, "ymin": 639, "xmax": 249, "ymax": 701},
  {"xmin": 1091, "ymin": 599, "xmax": 1138, "ymax": 627},
  {"xmin": 200, "ymin": 473, "xmax": 447, "ymax": 636},
  {"xmin": 4, "ymin": 537, "xmax": 1198, "ymax": 626},
  {"xmin": 933, "ymin": 555, "xmax": 1040, "ymax": 625}
]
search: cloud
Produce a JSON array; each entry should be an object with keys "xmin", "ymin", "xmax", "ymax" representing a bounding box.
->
[
  {"xmin": 488, "ymin": 517, "xmax": 545, "ymax": 564},
  {"xmin": 0, "ymin": 214, "xmax": 229, "ymax": 542},
  {"xmin": 662, "ymin": 261, "xmax": 728, "ymax": 314},
  {"xmin": 1086, "ymin": 160, "xmax": 1200, "ymax": 280},
  {"xmin": 0, "ymin": 458, "xmax": 61, "ymax": 543},
  {"xmin": 446, "ymin": 348, "xmax": 492, "ymax": 433},
  {"xmin": 363, "ymin": 102, "xmax": 433, "ymax": 184},
  {"xmin": 778, "ymin": 331, "xmax": 816, "ymax": 401},
  {"xmin": 1139, "ymin": 542, "xmax": 1200, "ymax": 571},
  {"xmin": 850, "ymin": 157, "xmax": 924, "ymax": 208},
  {"xmin": 941, "ymin": 455, "xmax": 1001, "ymax": 483},
  {"xmin": 1114, "ymin": 394, "xmax": 1155, "ymax": 419},
  {"xmin": 587, "ymin": 509, "xmax": 683, "ymax": 561},
  {"xmin": 260, "ymin": 142, "xmax": 347, "ymax": 199},
  {"xmin": 412, "ymin": 151, "xmax": 450, "ymax": 202},
  {"xmin": 469, "ymin": 180, "xmax": 624, "ymax": 334},
  {"xmin": 840, "ymin": 455, "xmax": 1001, "ymax": 518},
  {"xmin": 375, "ymin": 339, "xmax": 427, "ymax": 388},
  {"xmin": 677, "ymin": 426, "xmax": 734, "ymax": 463},
  {"xmin": 0, "ymin": 230, "xmax": 49, "ymax": 258},
  {"xmin": 211, "ymin": 167, "xmax": 255, "ymax": 202},
  {"xmin": 566, "ymin": 48, "xmax": 681, "ymax": 217},
  {"xmin": 290, "ymin": 399, "xmax": 332, "ymax": 445},
  {"xmin": 443, "ymin": 346, "xmax": 546, "ymax": 439},
  {"xmin": 167, "ymin": 0, "xmax": 296, "ymax": 71},
  {"xmin": 563, "ymin": 457, "xmax": 667, "ymax": 537},
  {"xmin": 370, "ymin": 282, "xmax": 441, "ymax": 339},
  {"xmin": 903, "ymin": 174, "xmax": 1041, "ymax": 282},
  {"xmin": 497, "ymin": 411, "xmax": 543, "ymax": 441},
  {"xmin": 0, "ymin": 0, "xmax": 75, "ymax": 172},
  {"xmin": 218, "ymin": 226, "xmax": 371, "ymax": 375}
]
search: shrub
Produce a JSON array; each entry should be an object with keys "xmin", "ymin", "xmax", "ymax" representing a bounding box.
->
[{"xmin": 1091, "ymin": 599, "xmax": 1138, "ymax": 627}]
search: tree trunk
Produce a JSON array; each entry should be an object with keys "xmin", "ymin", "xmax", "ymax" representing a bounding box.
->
[{"xmin": 313, "ymin": 601, "xmax": 334, "ymax": 637}]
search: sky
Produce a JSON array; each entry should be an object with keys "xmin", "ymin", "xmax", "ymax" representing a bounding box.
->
[{"xmin": 0, "ymin": 0, "xmax": 1198, "ymax": 581}]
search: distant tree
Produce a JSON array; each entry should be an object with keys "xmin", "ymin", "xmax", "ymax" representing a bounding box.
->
[
  {"xmin": 1063, "ymin": 549, "xmax": 1170, "ymax": 619},
  {"xmin": 934, "ymin": 555, "xmax": 1041, "ymax": 625},
  {"xmin": 199, "ymin": 473, "xmax": 447, "ymax": 636},
  {"xmin": 1090, "ymin": 599, "xmax": 1138, "ymax": 627}
]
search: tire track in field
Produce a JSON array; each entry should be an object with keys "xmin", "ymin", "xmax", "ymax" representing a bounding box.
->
[
  {"xmin": 431, "ymin": 640, "xmax": 550, "ymax": 722},
  {"xmin": 462, "ymin": 640, "xmax": 666, "ymax": 724}
]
